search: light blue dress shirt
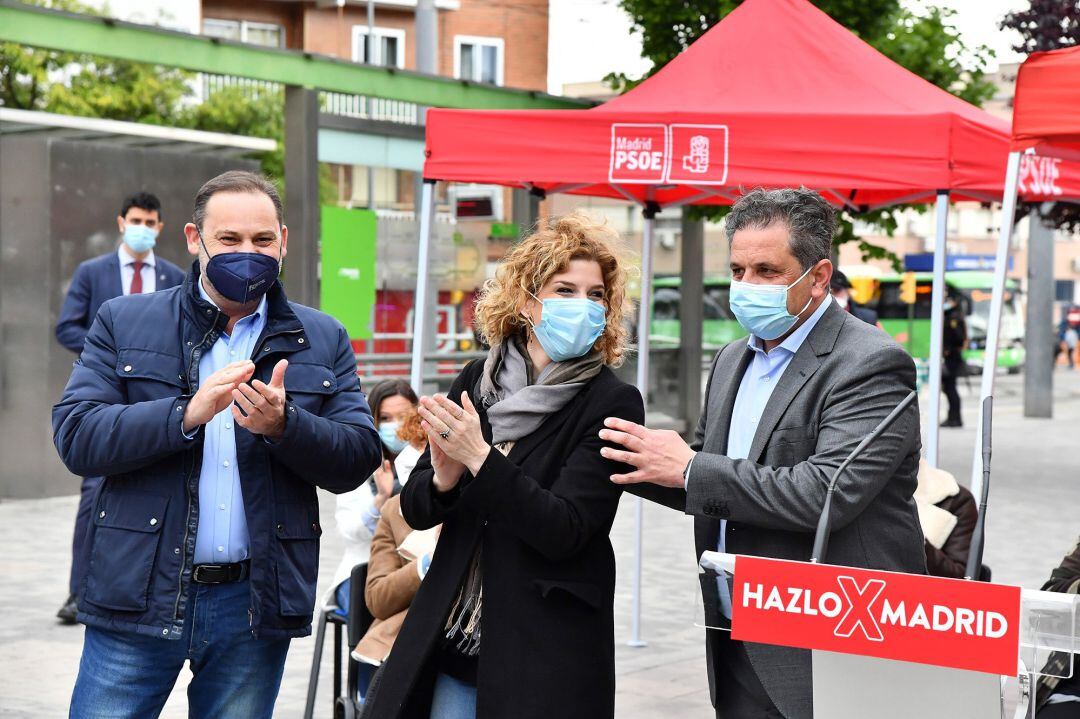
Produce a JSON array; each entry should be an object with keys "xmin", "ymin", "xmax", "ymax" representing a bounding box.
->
[
  {"xmin": 191, "ymin": 279, "xmax": 268, "ymax": 564},
  {"xmin": 711, "ymin": 294, "xmax": 832, "ymax": 617}
]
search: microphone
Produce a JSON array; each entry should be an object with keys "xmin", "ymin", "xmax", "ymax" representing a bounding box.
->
[
  {"xmin": 964, "ymin": 397, "xmax": 992, "ymax": 581},
  {"xmin": 810, "ymin": 390, "xmax": 918, "ymax": 564}
]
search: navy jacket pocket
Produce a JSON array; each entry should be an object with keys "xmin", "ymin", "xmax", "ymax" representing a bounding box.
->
[
  {"xmin": 84, "ymin": 491, "xmax": 169, "ymax": 613},
  {"xmin": 283, "ymin": 362, "xmax": 337, "ymax": 414}
]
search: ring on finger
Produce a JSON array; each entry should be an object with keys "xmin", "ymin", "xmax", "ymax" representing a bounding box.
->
[{"xmin": 439, "ymin": 427, "xmax": 452, "ymax": 440}]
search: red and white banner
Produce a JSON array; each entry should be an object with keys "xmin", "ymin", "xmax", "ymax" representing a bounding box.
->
[{"xmin": 731, "ymin": 556, "xmax": 1021, "ymax": 676}]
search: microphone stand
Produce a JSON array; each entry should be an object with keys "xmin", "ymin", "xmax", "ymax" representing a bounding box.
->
[
  {"xmin": 810, "ymin": 390, "xmax": 918, "ymax": 564},
  {"xmin": 964, "ymin": 397, "xmax": 992, "ymax": 581}
]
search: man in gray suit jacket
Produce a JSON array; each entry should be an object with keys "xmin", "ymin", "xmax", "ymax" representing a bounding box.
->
[{"xmin": 601, "ymin": 188, "xmax": 925, "ymax": 719}]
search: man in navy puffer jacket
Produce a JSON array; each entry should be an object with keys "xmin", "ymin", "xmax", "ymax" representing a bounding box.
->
[{"xmin": 53, "ymin": 170, "xmax": 381, "ymax": 718}]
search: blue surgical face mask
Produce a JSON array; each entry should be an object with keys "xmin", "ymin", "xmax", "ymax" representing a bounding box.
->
[
  {"xmin": 526, "ymin": 292, "xmax": 607, "ymax": 362},
  {"xmin": 197, "ymin": 228, "xmax": 281, "ymax": 304},
  {"xmin": 123, "ymin": 223, "xmax": 157, "ymax": 254},
  {"xmin": 729, "ymin": 266, "xmax": 815, "ymax": 341},
  {"xmin": 378, "ymin": 421, "xmax": 407, "ymax": 455}
]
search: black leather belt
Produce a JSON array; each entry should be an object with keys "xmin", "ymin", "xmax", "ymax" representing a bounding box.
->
[{"xmin": 192, "ymin": 560, "xmax": 250, "ymax": 584}]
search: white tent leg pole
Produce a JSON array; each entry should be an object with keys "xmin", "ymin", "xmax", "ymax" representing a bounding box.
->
[
  {"xmin": 926, "ymin": 190, "xmax": 950, "ymax": 467},
  {"xmin": 629, "ymin": 210, "xmax": 656, "ymax": 649},
  {"xmin": 970, "ymin": 152, "xmax": 1022, "ymax": 503},
  {"xmin": 410, "ymin": 180, "xmax": 435, "ymax": 393}
]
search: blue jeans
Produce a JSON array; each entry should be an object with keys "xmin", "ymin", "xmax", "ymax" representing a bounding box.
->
[
  {"xmin": 334, "ymin": 578, "xmax": 351, "ymax": 618},
  {"xmin": 429, "ymin": 672, "xmax": 477, "ymax": 719},
  {"xmin": 70, "ymin": 580, "xmax": 290, "ymax": 718}
]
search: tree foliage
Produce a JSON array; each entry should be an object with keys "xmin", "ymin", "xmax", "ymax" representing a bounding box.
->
[
  {"xmin": 1002, "ymin": 0, "xmax": 1080, "ymax": 234},
  {"xmin": 609, "ymin": 0, "xmax": 998, "ymax": 264},
  {"xmin": 1001, "ymin": 0, "xmax": 1080, "ymax": 54},
  {"xmin": 0, "ymin": 0, "xmax": 288, "ymax": 186}
]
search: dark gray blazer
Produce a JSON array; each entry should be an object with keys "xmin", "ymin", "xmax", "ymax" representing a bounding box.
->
[{"xmin": 636, "ymin": 299, "xmax": 926, "ymax": 719}]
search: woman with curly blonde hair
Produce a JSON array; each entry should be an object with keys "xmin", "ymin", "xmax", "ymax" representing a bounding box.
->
[{"xmin": 362, "ymin": 212, "xmax": 645, "ymax": 719}]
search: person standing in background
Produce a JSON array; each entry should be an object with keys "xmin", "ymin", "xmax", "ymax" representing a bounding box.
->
[
  {"xmin": 54, "ymin": 191, "xmax": 187, "ymax": 624},
  {"xmin": 829, "ymin": 270, "xmax": 879, "ymax": 326},
  {"xmin": 941, "ymin": 297, "xmax": 968, "ymax": 428}
]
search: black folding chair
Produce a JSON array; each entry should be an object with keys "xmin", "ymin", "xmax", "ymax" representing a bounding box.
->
[
  {"xmin": 304, "ymin": 562, "xmax": 375, "ymax": 719},
  {"xmin": 336, "ymin": 562, "xmax": 376, "ymax": 718}
]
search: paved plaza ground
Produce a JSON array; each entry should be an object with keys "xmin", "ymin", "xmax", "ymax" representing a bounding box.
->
[{"xmin": 1, "ymin": 369, "xmax": 1077, "ymax": 717}]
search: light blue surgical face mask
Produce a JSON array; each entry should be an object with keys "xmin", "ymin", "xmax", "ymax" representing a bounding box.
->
[
  {"xmin": 526, "ymin": 292, "xmax": 607, "ymax": 362},
  {"xmin": 123, "ymin": 223, "xmax": 157, "ymax": 254},
  {"xmin": 729, "ymin": 265, "xmax": 815, "ymax": 341},
  {"xmin": 378, "ymin": 421, "xmax": 407, "ymax": 454}
]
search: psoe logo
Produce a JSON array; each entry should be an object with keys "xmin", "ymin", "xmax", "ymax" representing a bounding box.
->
[
  {"xmin": 667, "ymin": 124, "xmax": 728, "ymax": 184},
  {"xmin": 1018, "ymin": 155, "xmax": 1063, "ymax": 196},
  {"xmin": 682, "ymin": 135, "xmax": 710, "ymax": 174},
  {"xmin": 609, "ymin": 123, "xmax": 668, "ymax": 184},
  {"xmin": 741, "ymin": 577, "xmax": 1010, "ymax": 643}
]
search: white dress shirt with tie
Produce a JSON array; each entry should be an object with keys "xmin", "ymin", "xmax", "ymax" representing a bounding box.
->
[
  {"xmin": 691, "ymin": 294, "xmax": 833, "ymax": 618},
  {"xmin": 117, "ymin": 246, "xmax": 156, "ymax": 295}
]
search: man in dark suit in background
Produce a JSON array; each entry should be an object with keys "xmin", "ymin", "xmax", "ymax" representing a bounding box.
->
[
  {"xmin": 54, "ymin": 191, "xmax": 187, "ymax": 623},
  {"xmin": 829, "ymin": 269, "xmax": 879, "ymax": 327}
]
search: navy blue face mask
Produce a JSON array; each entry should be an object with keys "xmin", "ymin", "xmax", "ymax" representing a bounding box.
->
[{"xmin": 197, "ymin": 228, "xmax": 281, "ymax": 304}]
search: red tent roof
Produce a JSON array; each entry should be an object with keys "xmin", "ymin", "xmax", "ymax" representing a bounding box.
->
[
  {"xmin": 423, "ymin": 0, "xmax": 1025, "ymax": 209},
  {"xmin": 1012, "ymin": 45, "xmax": 1080, "ymax": 161}
]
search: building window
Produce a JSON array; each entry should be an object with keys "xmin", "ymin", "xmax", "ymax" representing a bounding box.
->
[
  {"xmin": 454, "ymin": 36, "xmax": 504, "ymax": 85},
  {"xmin": 352, "ymin": 26, "xmax": 406, "ymax": 68},
  {"xmin": 203, "ymin": 18, "xmax": 284, "ymax": 48},
  {"xmin": 1056, "ymin": 280, "xmax": 1075, "ymax": 304}
]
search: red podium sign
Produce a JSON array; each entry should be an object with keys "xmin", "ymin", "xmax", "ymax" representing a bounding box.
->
[{"xmin": 730, "ymin": 556, "xmax": 1021, "ymax": 676}]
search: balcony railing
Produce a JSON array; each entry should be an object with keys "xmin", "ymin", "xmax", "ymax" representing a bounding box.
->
[{"xmin": 198, "ymin": 74, "xmax": 422, "ymax": 125}]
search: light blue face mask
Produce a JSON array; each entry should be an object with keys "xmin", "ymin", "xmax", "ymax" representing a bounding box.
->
[
  {"xmin": 729, "ymin": 265, "xmax": 815, "ymax": 341},
  {"xmin": 123, "ymin": 223, "xmax": 157, "ymax": 254},
  {"xmin": 378, "ymin": 421, "xmax": 407, "ymax": 454},
  {"xmin": 527, "ymin": 293, "xmax": 607, "ymax": 362}
]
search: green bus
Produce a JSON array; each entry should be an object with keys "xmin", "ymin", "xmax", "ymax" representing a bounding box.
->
[{"xmin": 650, "ymin": 271, "xmax": 1025, "ymax": 370}]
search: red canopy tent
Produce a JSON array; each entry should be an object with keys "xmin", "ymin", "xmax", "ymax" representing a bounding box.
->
[
  {"xmin": 1012, "ymin": 45, "xmax": 1080, "ymax": 161},
  {"xmin": 423, "ymin": 0, "xmax": 1016, "ymax": 210},
  {"xmin": 970, "ymin": 45, "xmax": 1080, "ymax": 501},
  {"xmin": 413, "ymin": 0, "xmax": 1037, "ymax": 463}
]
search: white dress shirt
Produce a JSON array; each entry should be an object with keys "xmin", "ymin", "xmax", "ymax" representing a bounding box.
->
[{"xmin": 118, "ymin": 246, "xmax": 157, "ymax": 295}]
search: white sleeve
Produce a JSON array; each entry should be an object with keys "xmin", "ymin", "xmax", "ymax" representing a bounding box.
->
[{"xmin": 335, "ymin": 480, "xmax": 377, "ymax": 544}]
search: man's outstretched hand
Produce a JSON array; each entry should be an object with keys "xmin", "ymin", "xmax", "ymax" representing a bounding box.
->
[{"xmin": 599, "ymin": 417, "xmax": 696, "ymax": 489}]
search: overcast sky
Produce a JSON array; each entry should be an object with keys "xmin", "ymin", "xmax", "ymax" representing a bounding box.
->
[{"xmin": 547, "ymin": 0, "xmax": 1029, "ymax": 94}]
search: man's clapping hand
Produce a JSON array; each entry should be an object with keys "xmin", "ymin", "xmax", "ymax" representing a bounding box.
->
[{"xmin": 182, "ymin": 360, "xmax": 255, "ymax": 434}]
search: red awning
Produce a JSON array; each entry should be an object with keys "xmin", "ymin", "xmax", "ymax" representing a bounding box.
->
[
  {"xmin": 1012, "ymin": 45, "xmax": 1080, "ymax": 162},
  {"xmin": 424, "ymin": 0, "xmax": 1074, "ymax": 208}
]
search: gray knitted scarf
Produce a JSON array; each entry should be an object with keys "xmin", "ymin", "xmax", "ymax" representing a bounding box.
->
[{"xmin": 478, "ymin": 336, "xmax": 603, "ymax": 444}]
